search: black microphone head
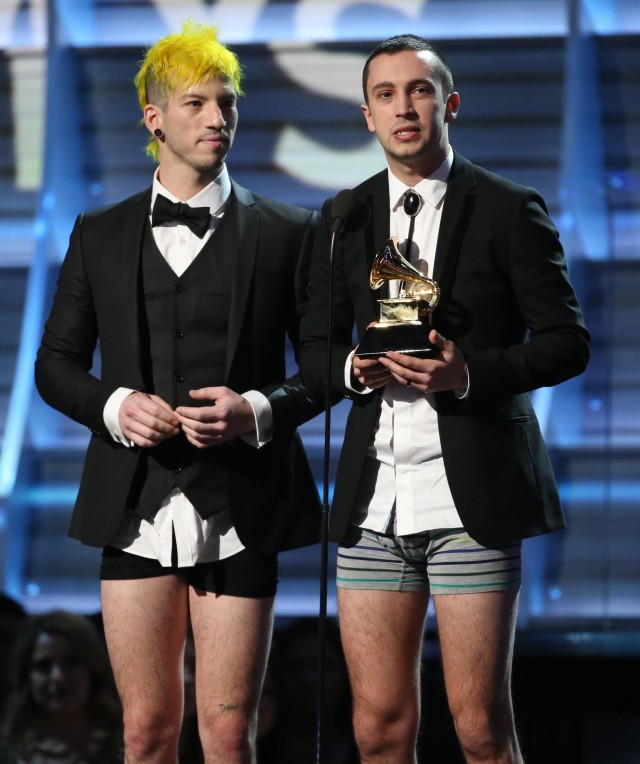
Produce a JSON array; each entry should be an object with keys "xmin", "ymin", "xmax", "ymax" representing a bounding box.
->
[{"xmin": 330, "ymin": 189, "xmax": 358, "ymax": 234}]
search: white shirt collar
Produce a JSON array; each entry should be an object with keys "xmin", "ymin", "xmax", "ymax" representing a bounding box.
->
[
  {"xmin": 151, "ymin": 165, "xmax": 232, "ymax": 215},
  {"xmin": 388, "ymin": 148, "xmax": 453, "ymax": 212}
]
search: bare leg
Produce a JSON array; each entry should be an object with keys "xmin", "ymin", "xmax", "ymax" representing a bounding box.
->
[
  {"xmin": 434, "ymin": 590, "xmax": 524, "ymax": 764},
  {"xmin": 101, "ymin": 576, "xmax": 188, "ymax": 764},
  {"xmin": 338, "ymin": 587, "xmax": 430, "ymax": 764},
  {"xmin": 190, "ymin": 589, "xmax": 275, "ymax": 764}
]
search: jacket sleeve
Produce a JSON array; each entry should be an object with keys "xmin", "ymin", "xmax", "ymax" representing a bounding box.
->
[
  {"xmin": 459, "ymin": 186, "xmax": 591, "ymax": 405},
  {"xmin": 299, "ymin": 197, "xmax": 361, "ymax": 402},
  {"xmin": 261, "ymin": 208, "xmax": 328, "ymax": 438},
  {"xmin": 34, "ymin": 214, "xmax": 116, "ymax": 434}
]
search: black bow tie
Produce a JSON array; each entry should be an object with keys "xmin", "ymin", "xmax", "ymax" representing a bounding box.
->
[{"xmin": 151, "ymin": 194, "xmax": 211, "ymax": 238}]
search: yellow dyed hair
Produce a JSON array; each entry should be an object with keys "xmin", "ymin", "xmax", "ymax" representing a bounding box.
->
[{"xmin": 134, "ymin": 19, "xmax": 243, "ymax": 162}]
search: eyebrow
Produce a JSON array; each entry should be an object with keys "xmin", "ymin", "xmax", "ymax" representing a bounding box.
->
[
  {"xmin": 179, "ymin": 84, "xmax": 236, "ymax": 100},
  {"xmin": 371, "ymin": 78, "xmax": 433, "ymax": 93}
]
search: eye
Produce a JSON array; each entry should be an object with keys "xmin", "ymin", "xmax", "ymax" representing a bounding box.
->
[{"xmin": 412, "ymin": 84, "xmax": 433, "ymax": 97}]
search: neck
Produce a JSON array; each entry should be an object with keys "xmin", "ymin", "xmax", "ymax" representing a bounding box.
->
[
  {"xmin": 389, "ymin": 146, "xmax": 449, "ymax": 186},
  {"xmin": 157, "ymin": 163, "xmax": 223, "ymax": 202}
]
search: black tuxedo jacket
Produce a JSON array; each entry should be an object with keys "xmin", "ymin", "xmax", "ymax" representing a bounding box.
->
[
  {"xmin": 35, "ymin": 181, "xmax": 324, "ymax": 554},
  {"xmin": 299, "ymin": 153, "xmax": 590, "ymax": 547}
]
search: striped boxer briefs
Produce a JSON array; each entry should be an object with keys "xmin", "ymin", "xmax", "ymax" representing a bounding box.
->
[{"xmin": 337, "ymin": 526, "xmax": 522, "ymax": 594}]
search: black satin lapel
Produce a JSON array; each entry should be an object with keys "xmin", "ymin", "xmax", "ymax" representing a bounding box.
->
[
  {"xmin": 226, "ymin": 196, "xmax": 259, "ymax": 378},
  {"xmin": 433, "ymin": 160, "xmax": 477, "ymax": 306},
  {"xmin": 119, "ymin": 190, "xmax": 152, "ymax": 382},
  {"xmin": 367, "ymin": 176, "xmax": 392, "ymax": 301}
]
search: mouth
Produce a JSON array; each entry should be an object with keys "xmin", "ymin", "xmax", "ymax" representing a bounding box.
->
[
  {"xmin": 199, "ymin": 134, "xmax": 228, "ymax": 151},
  {"xmin": 394, "ymin": 125, "xmax": 420, "ymax": 141}
]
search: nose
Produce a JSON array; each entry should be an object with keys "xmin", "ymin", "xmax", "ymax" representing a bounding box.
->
[
  {"xmin": 48, "ymin": 660, "xmax": 65, "ymax": 680},
  {"xmin": 396, "ymin": 92, "xmax": 416, "ymax": 117},
  {"xmin": 206, "ymin": 103, "xmax": 225, "ymax": 130}
]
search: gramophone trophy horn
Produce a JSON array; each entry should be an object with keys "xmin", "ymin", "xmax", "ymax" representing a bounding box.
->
[{"xmin": 356, "ymin": 237, "xmax": 441, "ymax": 359}]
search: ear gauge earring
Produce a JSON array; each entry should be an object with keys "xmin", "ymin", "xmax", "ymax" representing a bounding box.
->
[{"xmin": 153, "ymin": 128, "xmax": 163, "ymax": 138}]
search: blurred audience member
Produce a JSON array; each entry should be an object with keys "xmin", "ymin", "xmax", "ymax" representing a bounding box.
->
[
  {"xmin": 0, "ymin": 594, "xmax": 27, "ymax": 717},
  {"xmin": 258, "ymin": 617, "xmax": 357, "ymax": 763},
  {"xmin": 0, "ymin": 610, "xmax": 122, "ymax": 763}
]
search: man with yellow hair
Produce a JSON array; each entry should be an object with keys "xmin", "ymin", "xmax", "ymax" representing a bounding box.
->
[{"xmin": 36, "ymin": 21, "xmax": 322, "ymax": 763}]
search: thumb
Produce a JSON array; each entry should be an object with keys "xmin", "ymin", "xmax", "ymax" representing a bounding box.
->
[
  {"xmin": 188, "ymin": 387, "xmax": 222, "ymax": 401},
  {"xmin": 429, "ymin": 329, "xmax": 446, "ymax": 350}
]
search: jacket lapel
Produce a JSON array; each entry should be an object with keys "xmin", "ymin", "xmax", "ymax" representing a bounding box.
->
[
  {"xmin": 433, "ymin": 153, "xmax": 477, "ymax": 304},
  {"xmin": 226, "ymin": 181, "xmax": 259, "ymax": 378},
  {"xmin": 363, "ymin": 171, "xmax": 391, "ymax": 302},
  {"xmin": 117, "ymin": 189, "xmax": 152, "ymax": 382}
]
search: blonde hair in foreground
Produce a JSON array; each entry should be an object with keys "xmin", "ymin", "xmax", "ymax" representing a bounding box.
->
[{"xmin": 134, "ymin": 19, "xmax": 243, "ymax": 162}]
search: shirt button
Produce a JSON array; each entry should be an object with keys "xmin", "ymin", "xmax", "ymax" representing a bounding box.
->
[{"xmin": 174, "ymin": 467, "xmax": 183, "ymax": 473}]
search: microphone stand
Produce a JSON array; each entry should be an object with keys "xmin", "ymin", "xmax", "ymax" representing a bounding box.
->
[{"xmin": 316, "ymin": 226, "xmax": 339, "ymax": 764}]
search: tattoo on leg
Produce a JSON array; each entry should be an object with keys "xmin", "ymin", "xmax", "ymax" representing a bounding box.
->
[{"xmin": 219, "ymin": 703, "xmax": 240, "ymax": 713}]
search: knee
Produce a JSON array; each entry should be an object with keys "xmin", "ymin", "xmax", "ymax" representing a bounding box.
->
[
  {"xmin": 452, "ymin": 704, "xmax": 517, "ymax": 761},
  {"xmin": 353, "ymin": 704, "xmax": 419, "ymax": 759},
  {"xmin": 198, "ymin": 708, "xmax": 255, "ymax": 762},
  {"xmin": 123, "ymin": 709, "xmax": 181, "ymax": 761}
]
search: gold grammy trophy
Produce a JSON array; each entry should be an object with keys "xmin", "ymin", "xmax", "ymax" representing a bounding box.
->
[{"xmin": 356, "ymin": 236, "xmax": 441, "ymax": 358}]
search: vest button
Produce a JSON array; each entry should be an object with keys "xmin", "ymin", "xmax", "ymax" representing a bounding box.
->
[
  {"xmin": 173, "ymin": 374, "xmax": 184, "ymax": 383},
  {"xmin": 174, "ymin": 467, "xmax": 183, "ymax": 473},
  {"xmin": 172, "ymin": 330, "xmax": 184, "ymax": 339},
  {"xmin": 174, "ymin": 283, "xmax": 184, "ymax": 293}
]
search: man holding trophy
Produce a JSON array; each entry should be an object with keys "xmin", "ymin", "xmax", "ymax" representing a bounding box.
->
[{"xmin": 300, "ymin": 34, "xmax": 590, "ymax": 764}]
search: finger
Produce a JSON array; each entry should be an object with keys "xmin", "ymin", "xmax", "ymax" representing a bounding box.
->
[
  {"xmin": 187, "ymin": 387, "xmax": 225, "ymax": 401},
  {"xmin": 429, "ymin": 329, "xmax": 446, "ymax": 350},
  {"xmin": 175, "ymin": 405, "xmax": 218, "ymax": 423},
  {"xmin": 127, "ymin": 432, "xmax": 170, "ymax": 448},
  {"xmin": 123, "ymin": 411, "xmax": 178, "ymax": 439},
  {"xmin": 135, "ymin": 399, "xmax": 179, "ymax": 427},
  {"xmin": 354, "ymin": 354, "xmax": 386, "ymax": 369},
  {"xmin": 147, "ymin": 394, "xmax": 176, "ymax": 413},
  {"xmin": 124, "ymin": 423, "xmax": 174, "ymax": 446},
  {"xmin": 183, "ymin": 432, "xmax": 214, "ymax": 449}
]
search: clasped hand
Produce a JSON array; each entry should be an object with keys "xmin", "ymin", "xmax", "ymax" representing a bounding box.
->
[
  {"xmin": 118, "ymin": 388, "xmax": 255, "ymax": 448},
  {"xmin": 352, "ymin": 328, "xmax": 467, "ymax": 394}
]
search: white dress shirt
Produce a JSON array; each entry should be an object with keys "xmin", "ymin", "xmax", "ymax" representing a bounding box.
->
[
  {"xmin": 348, "ymin": 150, "xmax": 464, "ymax": 536},
  {"xmin": 104, "ymin": 166, "xmax": 272, "ymax": 566}
]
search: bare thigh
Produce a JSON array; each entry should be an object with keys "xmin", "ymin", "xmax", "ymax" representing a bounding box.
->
[
  {"xmin": 338, "ymin": 587, "xmax": 429, "ymax": 717},
  {"xmin": 101, "ymin": 576, "xmax": 189, "ymax": 724},
  {"xmin": 433, "ymin": 589, "xmax": 520, "ymax": 718},
  {"xmin": 189, "ymin": 590, "xmax": 275, "ymax": 733}
]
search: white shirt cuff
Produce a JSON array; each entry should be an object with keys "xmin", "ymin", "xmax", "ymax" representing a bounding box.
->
[
  {"xmin": 104, "ymin": 387, "xmax": 136, "ymax": 447},
  {"xmin": 241, "ymin": 390, "xmax": 272, "ymax": 448},
  {"xmin": 454, "ymin": 365, "xmax": 470, "ymax": 400},
  {"xmin": 345, "ymin": 349, "xmax": 374, "ymax": 395}
]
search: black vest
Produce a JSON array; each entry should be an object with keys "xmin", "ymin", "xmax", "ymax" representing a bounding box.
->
[{"xmin": 128, "ymin": 212, "xmax": 238, "ymax": 520}]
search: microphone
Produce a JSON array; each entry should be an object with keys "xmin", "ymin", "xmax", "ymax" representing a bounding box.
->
[
  {"xmin": 317, "ymin": 185, "xmax": 357, "ymax": 764},
  {"xmin": 330, "ymin": 189, "xmax": 358, "ymax": 235}
]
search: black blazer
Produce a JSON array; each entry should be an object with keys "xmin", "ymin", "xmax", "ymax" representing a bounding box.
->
[
  {"xmin": 35, "ymin": 181, "xmax": 324, "ymax": 554},
  {"xmin": 299, "ymin": 152, "xmax": 590, "ymax": 547}
]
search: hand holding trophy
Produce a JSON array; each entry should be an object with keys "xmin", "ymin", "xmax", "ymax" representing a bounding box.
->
[{"xmin": 355, "ymin": 236, "xmax": 441, "ymax": 358}]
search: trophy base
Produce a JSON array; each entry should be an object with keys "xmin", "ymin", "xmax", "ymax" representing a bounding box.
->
[{"xmin": 355, "ymin": 321, "xmax": 437, "ymax": 359}]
